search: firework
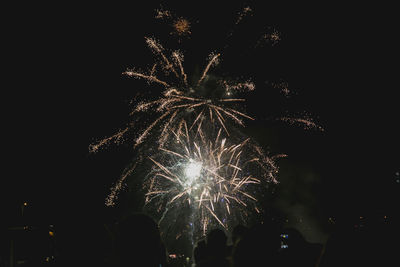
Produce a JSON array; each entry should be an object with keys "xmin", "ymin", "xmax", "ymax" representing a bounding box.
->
[
  {"xmin": 90, "ymin": 36, "xmax": 256, "ymax": 151},
  {"xmin": 235, "ymin": 6, "xmax": 253, "ymax": 25},
  {"xmin": 271, "ymin": 81, "xmax": 292, "ymax": 98},
  {"xmin": 144, "ymin": 125, "xmax": 278, "ymax": 242},
  {"xmin": 105, "ymin": 160, "xmax": 137, "ymax": 207},
  {"xmin": 171, "ymin": 18, "xmax": 191, "ymax": 37},
  {"xmin": 155, "ymin": 6, "xmax": 172, "ymax": 20},
  {"xmin": 89, "ymin": 4, "xmax": 322, "ymax": 254},
  {"xmin": 255, "ymin": 27, "xmax": 281, "ymax": 47},
  {"xmin": 155, "ymin": 6, "xmax": 191, "ymax": 40},
  {"xmin": 279, "ymin": 114, "xmax": 325, "ymax": 132}
]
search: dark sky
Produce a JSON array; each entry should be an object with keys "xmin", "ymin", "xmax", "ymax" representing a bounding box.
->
[{"xmin": 3, "ymin": 1, "xmax": 399, "ymax": 247}]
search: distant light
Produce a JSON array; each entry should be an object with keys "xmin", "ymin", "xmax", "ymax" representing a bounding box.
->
[
  {"xmin": 23, "ymin": 202, "xmax": 28, "ymax": 206},
  {"xmin": 49, "ymin": 231, "xmax": 54, "ymax": 237},
  {"xmin": 384, "ymin": 215, "xmax": 387, "ymax": 219},
  {"xmin": 169, "ymin": 254, "xmax": 177, "ymax": 259},
  {"xmin": 359, "ymin": 216, "xmax": 363, "ymax": 219}
]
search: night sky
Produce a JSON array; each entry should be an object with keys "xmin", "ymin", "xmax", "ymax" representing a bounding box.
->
[{"xmin": 3, "ymin": 0, "xmax": 399, "ymax": 256}]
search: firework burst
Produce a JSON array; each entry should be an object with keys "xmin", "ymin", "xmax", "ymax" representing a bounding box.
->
[
  {"xmin": 90, "ymin": 36, "xmax": 256, "ymax": 152},
  {"xmin": 144, "ymin": 124, "xmax": 279, "ymax": 242},
  {"xmin": 89, "ymin": 3, "xmax": 323, "ymax": 254}
]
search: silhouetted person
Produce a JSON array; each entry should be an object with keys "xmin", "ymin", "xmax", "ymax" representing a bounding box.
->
[
  {"xmin": 197, "ymin": 228, "xmax": 229, "ymax": 267},
  {"xmin": 193, "ymin": 239, "xmax": 207, "ymax": 266},
  {"xmin": 113, "ymin": 213, "xmax": 168, "ymax": 267},
  {"xmin": 232, "ymin": 223, "xmax": 281, "ymax": 267},
  {"xmin": 227, "ymin": 225, "xmax": 248, "ymax": 257},
  {"xmin": 279, "ymin": 227, "xmax": 322, "ymax": 267}
]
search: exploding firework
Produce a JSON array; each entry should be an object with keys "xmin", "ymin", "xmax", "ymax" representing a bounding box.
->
[
  {"xmin": 171, "ymin": 18, "xmax": 191, "ymax": 37},
  {"xmin": 256, "ymin": 28, "xmax": 281, "ymax": 47},
  {"xmin": 89, "ymin": 3, "xmax": 322, "ymax": 254},
  {"xmin": 89, "ymin": 36, "xmax": 255, "ymax": 152},
  {"xmin": 155, "ymin": 6, "xmax": 192, "ymax": 40},
  {"xmin": 155, "ymin": 6, "xmax": 172, "ymax": 20},
  {"xmin": 143, "ymin": 124, "xmax": 280, "ymax": 244}
]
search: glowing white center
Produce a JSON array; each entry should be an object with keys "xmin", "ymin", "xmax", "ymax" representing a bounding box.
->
[{"xmin": 184, "ymin": 160, "xmax": 202, "ymax": 180}]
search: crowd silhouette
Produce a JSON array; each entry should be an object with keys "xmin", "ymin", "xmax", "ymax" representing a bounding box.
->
[{"xmin": 80, "ymin": 212, "xmax": 398, "ymax": 267}]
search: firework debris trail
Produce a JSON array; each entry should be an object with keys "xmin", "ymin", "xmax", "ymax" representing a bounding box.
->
[{"xmin": 89, "ymin": 4, "xmax": 323, "ymax": 247}]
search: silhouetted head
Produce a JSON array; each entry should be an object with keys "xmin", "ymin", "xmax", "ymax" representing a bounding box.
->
[
  {"xmin": 114, "ymin": 213, "xmax": 164, "ymax": 267},
  {"xmin": 207, "ymin": 228, "xmax": 227, "ymax": 246},
  {"xmin": 232, "ymin": 224, "xmax": 280, "ymax": 267},
  {"xmin": 193, "ymin": 239, "xmax": 207, "ymax": 264},
  {"xmin": 207, "ymin": 228, "xmax": 227, "ymax": 257}
]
